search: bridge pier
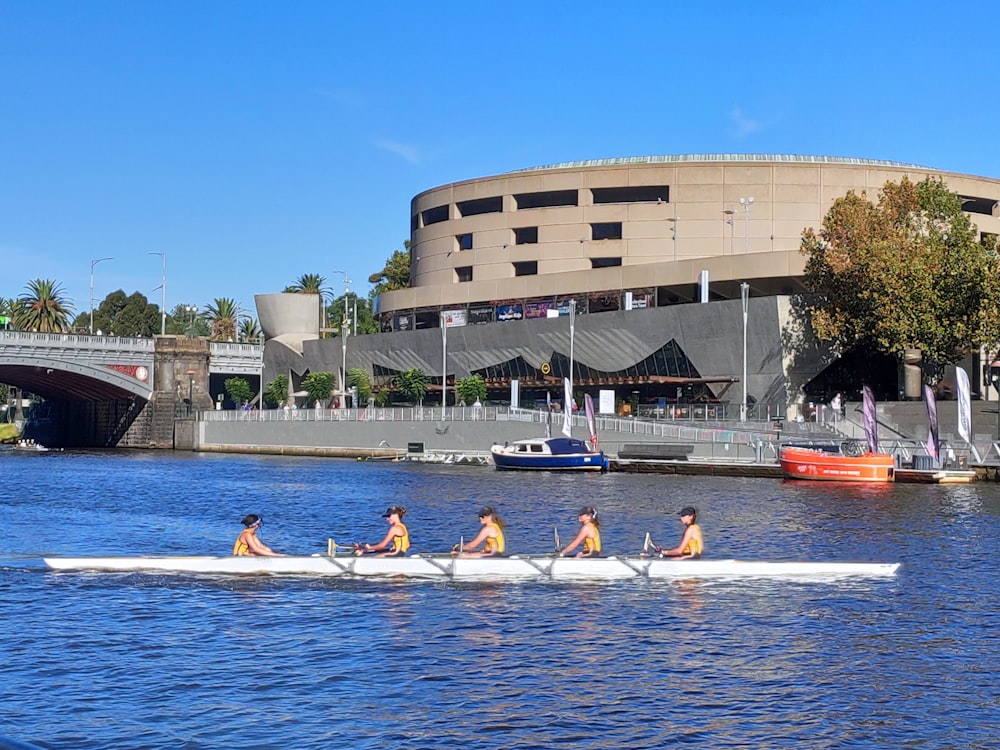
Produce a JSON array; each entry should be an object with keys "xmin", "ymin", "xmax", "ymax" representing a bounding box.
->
[{"xmin": 149, "ymin": 336, "xmax": 214, "ymax": 449}]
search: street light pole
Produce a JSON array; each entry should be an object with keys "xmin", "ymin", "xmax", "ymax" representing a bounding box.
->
[
  {"xmin": 441, "ymin": 311, "xmax": 448, "ymax": 412},
  {"xmin": 741, "ymin": 282, "xmax": 750, "ymax": 423},
  {"xmin": 148, "ymin": 252, "xmax": 166, "ymax": 335},
  {"xmin": 739, "ymin": 197, "xmax": 754, "ymax": 253},
  {"xmin": 89, "ymin": 257, "xmax": 114, "ymax": 334},
  {"xmin": 723, "ymin": 208, "xmax": 736, "ymax": 255},
  {"xmin": 331, "ymin": 271, "xmax": 352, "ymax": 406}
]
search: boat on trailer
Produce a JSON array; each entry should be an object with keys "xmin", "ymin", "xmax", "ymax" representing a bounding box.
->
[
  {"xmin": 43, "ymin": 554, "xmax": 900, "ymax": 580},
  {"xmin": 491, "ymin": 437, "xmax": 608, "ymax": 472}
]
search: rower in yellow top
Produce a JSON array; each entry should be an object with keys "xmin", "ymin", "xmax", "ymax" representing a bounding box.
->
[
  {"xmin": 453, "ymin": 506, "xmax": 506, "ymax": 557},
  {"xmin": 232, "ymin": 514, "xmax": 284, "ymax": 557},
  {"xmin": 356, "ymin": 505, "xmax": 410, "ymax": 557},
  {"xmin": 658, "ymin": 506, "xmax": 703, "ymax": 559},
  {"xmin": 560, "ymin": 506, "xmax": 601, "ymax": 558}
]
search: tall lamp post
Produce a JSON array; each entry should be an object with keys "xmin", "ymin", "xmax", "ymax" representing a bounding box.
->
[
  {"xmin": 739, "ymin": 197, "xmax": 754, "ymax": 253},
  {"xmin": 441, "ymin": 311, "xmax": 448, "ymax": 412},
  {"xmin": 741, "ymin": 282, "xmax": 750, "ymax": 422},
  {"xmin": 722, "ymin": 207, "xmax": 736, "ymax": 255},
  {"xmin": 89, "ymin": 257, "xmax": 114, "ymax": 334},
  {"xmin": 332, "ymin": 271, "xmax": 351, "ymax": 405},
  {"xmin": 148, "ymin": 252, "xmax": 166, "ymax": 335}
]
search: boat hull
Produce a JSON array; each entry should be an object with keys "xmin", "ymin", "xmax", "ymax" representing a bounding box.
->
[
  {"xmin": 491, "ymin": 437, "xmax": 607, "ymax": 471},
  {"xmin": 779, "ymin": 445, "xmax": 895, "ymax": 482},
  {"xmin": 43, "ymin": 554, "xmax": 900, "ymax": 580}
]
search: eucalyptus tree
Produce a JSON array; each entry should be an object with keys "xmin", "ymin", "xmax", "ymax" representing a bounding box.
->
[
  {"xmin": 15, "ymin": 279, "xmax": 74, "ymax": 333},
  {"xmin": 368, "ymin": 243, "xmax": 411, "ymax": 296},
  {"xmin": 204, "ymin": 298, "xmax": 240, "ymax": 342},
  {"xmin": 801, "ymin": 176, "xmax": 1000, "ymax": 372}
]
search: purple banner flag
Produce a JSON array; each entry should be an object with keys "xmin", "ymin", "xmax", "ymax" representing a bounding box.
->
[
  {"xmin": 863, "ymin": 385, "xmax": 879, "ymax": 454},
  {"xmin": 923, "ymin": 384, "xmax": 939, "ymax": 461}
]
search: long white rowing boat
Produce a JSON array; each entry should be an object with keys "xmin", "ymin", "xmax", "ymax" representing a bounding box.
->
[{"xmin": 43, "ymin": 554, "xmax": 900, "ymax": 580}]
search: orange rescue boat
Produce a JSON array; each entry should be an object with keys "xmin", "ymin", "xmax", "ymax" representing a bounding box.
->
[{"xmin": 779, "ymin": 442, "xmax": 895, "ymax": 483}]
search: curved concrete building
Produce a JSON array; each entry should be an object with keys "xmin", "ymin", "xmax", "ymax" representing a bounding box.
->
[
  {"xmin": 262, "ymin": 155, "xmax": 1000, "ymax": 413},
  {"xmin": 378, "ymin": 154, "xmax": 1000, "ymax": 327}
]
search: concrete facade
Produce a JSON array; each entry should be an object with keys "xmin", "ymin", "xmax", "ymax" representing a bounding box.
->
[{"xmin": 379, "ymin": 154, "xmax": 1000, "ymax": 320}]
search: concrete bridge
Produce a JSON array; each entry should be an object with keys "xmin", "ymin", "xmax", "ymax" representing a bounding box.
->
[{"xmin": 0, "ymin": 331, "xmax": 262, "ymax": 448}]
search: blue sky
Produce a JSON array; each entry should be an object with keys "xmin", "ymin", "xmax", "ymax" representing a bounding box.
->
[{"xmin": 2, "ymin": 1, "xmax": 998, "ymax": 319}]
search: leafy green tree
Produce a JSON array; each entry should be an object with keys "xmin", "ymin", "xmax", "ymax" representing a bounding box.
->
[
  {"xmin": 395, "ymin": 368, "xmax": 428, "ymax": 404},
  {"xmin": 801, "ymin": 176, "xmax": 1000, "ymax": 370},
  {"xmin": 327, "ymin": 293, "xmax": 380, "ymax": 336},
  {"xmin": 347, "ymin": 367, "xmax": 371, "ymax": 405},
  {"xmin": 264, "ymin": 374, "xmax": 289, "ymax": 407},
  {"xmin": 368, "ymin": 243, "xmax": 411, "ymax": 297},
  {"xmin": 374, "ymin": 388, "xmax": 393, "ymax": 407},
  {"xmin": 72, "ymin": 290, "xmax": 161, "ymax": 336},
  {"xmin": 15, "ymin": 279, "xmax": 74, "ymax": 333},
  {"xmin": 456, "ymin": 375, "xmax": 487, "ymax": 405},
  {"xmin": 204, "ymin": 298, "xmax": 240, "ymax": 341},
  {"xmin": 166, "ymin": 303, "xmax": 210, "ymax": 336},
  {"xmin": 0, "ymin": 298, "xmax": 17, "ymax": 330},
  {"xmin": 302, "ymin": 372, "xmax": 336, "ymax": 406},
  {"xmin": 224, "ymin": 377, "xmax": 253, "ymax": 407}
]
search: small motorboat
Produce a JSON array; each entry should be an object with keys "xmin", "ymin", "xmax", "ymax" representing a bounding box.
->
[
  {"xmin": 491, "ymin": 437, "xmax": 608, "ymax": 472},
  {"xmin": 779, "ymin": 441, "xmax": 895, "ymax": 482}
]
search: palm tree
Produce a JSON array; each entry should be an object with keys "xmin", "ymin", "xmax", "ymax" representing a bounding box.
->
[
  {"xmin": 204, "ymin": 298, "xmax": 240, "ymax": 341},
  {"xmin": 287, "ymin": 273, "xmax": 332, "ymax": 333},
  {"xmin": 15, "ymin": 279, "xmax": 74, "ymax": 332},
  {"xmin": 239, "ymin": 316, "xmax": 262, "ymax": 343}
]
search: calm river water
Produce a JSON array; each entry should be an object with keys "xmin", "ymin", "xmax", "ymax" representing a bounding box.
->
[{"xmin": 1, "ymin": 451, "xmax": 997, "ymax": 749}]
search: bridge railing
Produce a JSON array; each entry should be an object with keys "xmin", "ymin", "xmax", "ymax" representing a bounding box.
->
[{"xmin": 0, "ymin": 330, "xmax": 156, "ymax": 352}]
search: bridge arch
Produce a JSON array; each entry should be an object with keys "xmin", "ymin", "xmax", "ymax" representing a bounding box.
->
[{"xmin": 0, "ymin": 355, "xmax": 152, "ymax": 401}]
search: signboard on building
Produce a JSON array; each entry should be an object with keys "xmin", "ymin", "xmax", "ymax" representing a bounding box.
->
[
  {"xmin": 392, "ymin": 314, "xmax": 413, "ymax": 332},
  {"xmin": 599, "ymin": 389, "xmax": 615, "ymax": 415},
  {"xmin": 525, "ymin": 301, "xmax": 556, "ymax": 319},
  {"xmin": 468, "ymin": 306, "xmax": 494, "ymax": 325},
  {"xmin": 442, "ymin": 309, "xmax": 467, "ymax": 327},
  {"xmin": 495, "ymin": 304, "xmax": 523, "ymax": 322}
]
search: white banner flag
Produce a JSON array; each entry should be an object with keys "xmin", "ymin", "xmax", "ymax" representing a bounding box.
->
[
  {"xmin": 956, "ymin": 367, "xmax": 972, "ymax": 444},
  {"xmin": 562, "ymin": 377, "xmax": 572, "ymax": 437}
]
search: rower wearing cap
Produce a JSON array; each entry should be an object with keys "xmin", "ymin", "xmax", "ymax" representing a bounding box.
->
[
  {"xmin": 232, "ymin": 514, "xmax": 284, "ymax": 557},
  {"xmin": 560, "ymin": 506, "xmax": 601, "ymax": 558},
  {"xmin": 356, "ymin": 506, "xmax": 410, "ymax": 557},
  {"xmin": 453, "ymin": 506, "xmax": 506, "ymax": 557},
  {"xmin": 658, "ymin": 506, "xmax": 703, "ymax": 559}
]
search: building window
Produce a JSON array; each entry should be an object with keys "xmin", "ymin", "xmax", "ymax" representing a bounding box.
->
[
  {"xmin": 591, "ymin": 222, "xmax": 623, "ymax": 241},
  {"xmin": 422, "ymin": 205, "xmax": 449, "ymax": 225},
  {"xmin": 456, "ymin": 266, "xmax": 473, "ymax": 283},
  {"xmin": 959, "ymin": 195, "xmax": 999, "ymax": 216},
  {"xmin": 514, "ymin": 261, "xmax": 538, "ymax": 276},
  {"xmin": 514, "ymin": 189, "xmax": 578, "ymax": 210},
  {"xmin": 591, "ymin": 257, "xmax": 622, "ymax": 268},
  {"xmin": 457, "ymin": 196, "xmax": 503, "ymax": 217},
  {"xmin": 514, "ymin": 226, "xmax": 538, "ymax": 244},
  {"xmin": 592, "ymin": 185, "xmax": 669, "ymax": 204},
  {"xmin": 410, "ymin": 214, "xmax": 420, "ymax": 232},
  {"xmin": 456, "ymin": 233, "xmax": 473, "ymax": 251}
]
